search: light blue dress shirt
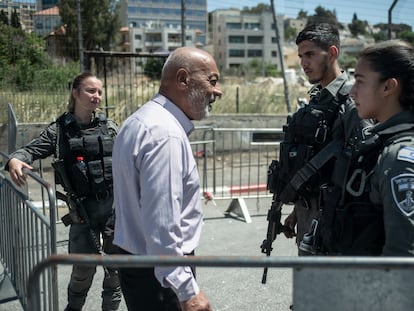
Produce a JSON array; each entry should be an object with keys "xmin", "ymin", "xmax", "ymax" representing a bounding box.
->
[{"xmin": 112, "ymin": 94, "xmax": 203, "ymax": 301}]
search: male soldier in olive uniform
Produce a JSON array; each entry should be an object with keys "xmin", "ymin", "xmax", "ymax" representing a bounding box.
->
[{"xmin": 280, "ymin": 23, "xmax": 371, "ymax": 255}]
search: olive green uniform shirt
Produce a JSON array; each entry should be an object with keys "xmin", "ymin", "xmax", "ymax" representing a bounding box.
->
[{"xmin": 369, "ymin": 111, "xmax": 414, "ymax": 256}]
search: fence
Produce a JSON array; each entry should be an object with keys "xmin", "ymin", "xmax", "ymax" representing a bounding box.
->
[
  {"xmin": 27, "ymin": 254, "xmax": 414, "ymax": 311},
  {"xmin": 190, "ymin": 126, "xmax": 282, "ymax": 222},
  {"xmin": 0, "ymin": 152, "xmax": 58, "ymax": 311},
  {"xmin": 13, "ymin": 125, "xmax": 283, "ymax": 224}
]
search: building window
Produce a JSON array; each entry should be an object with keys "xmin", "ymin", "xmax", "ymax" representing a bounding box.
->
[
  {"xmin": 226, "ymin": 22, "xmax": 242, "ymax": 30},
  {"xmin": 229, "ymin": 49, "xmax": 245, "ymax": 57},
  {"xmin": 146, "ymin": 34, "xmax": 162, "ymax": 42},
  {"xmin": 228, "ymin": 36, "xmax": 244, "ymax": 43},
  {"xmin": 248, "ymin": 49, "xmax": 262, "ymax": 57},
  {"xmin": 135, "ymin": 34, "xmax": 142, "ymax": 40},
  {"xmin": 245, "ymin": 23, "xmax": 260, "ymax": 30},
  {"xmin": 247, "ymin": 36, "xmax": 263, "ymax": 44},
  {"xmin": 271, "ymin": 51, "xmax": 277, "ymax": 57},
  {"xmin": 168, "ymin": 33, "xmax": 180, "ymax": 43}
]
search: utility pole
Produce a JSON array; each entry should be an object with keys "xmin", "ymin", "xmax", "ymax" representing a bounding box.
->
[
  {"xmin": 388, "ymin": 0, "xmax": 398, "ymax": 40},
  {"xmin": 181, "ymin": 0, "xmax": 186, "ymax": 46},
  {"xmin": 77, "ymin": 0, "xmax": 84, "ymax": 71},
  {"xmin": 270, "ymin": 0, "xmax": 291, "ymax": 113}
]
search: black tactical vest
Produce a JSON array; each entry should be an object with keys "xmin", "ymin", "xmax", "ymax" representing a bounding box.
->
[
  {"xmin": 318, "ymin": 126, "xmax": 414, "ymax": 255},
  {"xmin": 278, "ymin": 82, "xmax": 352, "ymax": 197},
  {"xmin": 55, "ymin": 112, "xmax": 114, "ymax": 198}
]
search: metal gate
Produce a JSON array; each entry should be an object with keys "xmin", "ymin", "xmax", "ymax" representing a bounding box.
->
[{"xmin": 0, "ymin": 152, "xmax": 58, "ymax": 311}]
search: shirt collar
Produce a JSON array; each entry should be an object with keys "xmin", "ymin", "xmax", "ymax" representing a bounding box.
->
[
  {"xmin": 152, "ymin": 93, "xmax": 195, "ymax": 135},
  {"xmin": 370, "ymin": 110, "xmax": 414, "ymax": 136},
  {"xmin": 313, "ymin": 71, "xmax": 349, "ymax": 98}
]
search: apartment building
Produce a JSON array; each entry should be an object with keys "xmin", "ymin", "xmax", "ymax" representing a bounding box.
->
[
  {"xmin": 129, "ymin": 21, "xmax": 203, "ymax": 53},
  {"xmin": 210, "ymin": 9, "xmax": 285, "ymax": 71},
  {"xmin": 36, "ymin": 0, "xmax": 58, "ymax": 10},
  {"xmin": 0, "ymin": 0, "xmax": 35, "ymax": 32},
  {"xmin": 33, "ymin": 5, "xmax": 60, "ymax": 37},
  {"xmin": 121, "ymin": 0, "xmax": 207, "ymax": 53}
]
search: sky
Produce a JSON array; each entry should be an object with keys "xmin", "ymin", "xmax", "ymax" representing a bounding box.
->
[{"xmin": 207, "ymin": 0, "xmax": 414, "ymax": 29}]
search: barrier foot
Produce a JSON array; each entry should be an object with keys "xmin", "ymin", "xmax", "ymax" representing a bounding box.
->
[
  {"xmin": 0, "ymin": 268, "xmax": 18, "ymax": 304},
  {"xmin": 224, "ymin": 198, "xmax": 252, "ymax": 223}
]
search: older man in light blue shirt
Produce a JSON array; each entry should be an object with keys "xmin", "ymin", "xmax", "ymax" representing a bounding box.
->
[{"xmin": 113, "ymin": 47, "xmax": 222, "ymax": 311}]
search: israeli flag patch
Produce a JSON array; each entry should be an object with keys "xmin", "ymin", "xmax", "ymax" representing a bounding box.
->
[{"xmin": 397, "ymin": 146, "xmax": 414, "ymax": 164}]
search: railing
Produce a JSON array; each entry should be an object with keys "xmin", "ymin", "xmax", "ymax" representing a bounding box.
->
[
  {"xmin": 27, "ymin": 254, "xmax": 414, "ymax": 311},
  {"xmin": 0, "ymin": 151, "xmax": 58, "ymax": 311},
  {"xmin": 191, "ymin": 127, "xmax": 282, "ymax": 200},
  {"xmin": 190, "ymin": 126, "xmax": 283, "ymax": 221},
  {"xmin": 13, "ymin": 126, "xmax": 283, "ymax": 222}
]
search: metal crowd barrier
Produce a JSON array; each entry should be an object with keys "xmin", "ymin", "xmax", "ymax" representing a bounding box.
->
[
  {"xmin": 11, "ymin": 125, "xmax": 283, "ymax": 223},
  {"xmin": 191, "ymin": 127, "xmax": 283, "ymax": 221},
  {"xmin": 27, "ymin": 254, "xmax": 414, "ymax": 311},
  {"xmin": 191, "ymin": 127, "xmax": 282, "ymax": 200},
  {"xmin": 0, "ymin": 151, "xmax": 58, "ymax": 311}
]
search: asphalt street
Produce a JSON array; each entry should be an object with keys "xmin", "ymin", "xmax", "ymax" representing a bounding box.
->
[{"xmin": 0, "ymin": 197, "xmax": 297, "ymax": 311}]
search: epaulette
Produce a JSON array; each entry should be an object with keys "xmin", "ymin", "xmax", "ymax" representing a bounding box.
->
[{"xmin": 56, "ymin": 112, "xmax": 77, "ymax": 128}]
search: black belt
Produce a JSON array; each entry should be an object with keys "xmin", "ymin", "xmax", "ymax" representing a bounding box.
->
[{"xmin": 119, "ymin": 248, "xmax": 194, "ymax": 256}]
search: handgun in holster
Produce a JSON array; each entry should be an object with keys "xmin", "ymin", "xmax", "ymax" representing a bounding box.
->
[{"xmin": 52, "ymin": 160, "xmax": 84, "ymax": 226}]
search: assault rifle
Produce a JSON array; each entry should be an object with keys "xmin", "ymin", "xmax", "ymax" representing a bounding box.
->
[{"xmin": 260, "ymin": 160, "xmax": 293, "ymax": 284}]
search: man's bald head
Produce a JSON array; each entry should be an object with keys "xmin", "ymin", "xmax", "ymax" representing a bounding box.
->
[{"xmin": 161, "ymin": 47, "xmax": 214, "ymax": 80}]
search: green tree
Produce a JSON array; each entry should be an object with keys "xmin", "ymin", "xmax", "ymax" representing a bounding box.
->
[
  {"xmin": 398, "ymin": 31, "xmax": 414, "ymax": 45},
  {"xmin": 284, "ymin": 25, "xmax": 297, "ymax": 41},
  {"xmin": 10, "ymin": 9, "xmax": 21, "ymax": 29},
  {"xmin": 297, "ymin": 10, "xmax": 308, "ymax": 19},
  {"xmin": 0, "ymin": 10, "xmax": 8, "ymax": 25},
  {"xmin": 58, "ymin": 0, "xmax": 121, "ymax": 60},
  {"xmin": 372, "ymin": 30, "xmax": 387, "ymax": 42},
  {"xmin": 338, "ymin": 54, "xmax": 357, "ymax": 70},
  {"xmin": 242, "ymin": 3, "xmax": 271, "ymax": 14},
  {"xmin": 307, "ymin": 6, "xmax": 341, "ymax": 29},
  {"xmin": 143, "ymin": 57, "xmax": 164, "ymax": 79},
  {"xmin": 0, "ymin": 22, "xmax": 49, "ymax": 90},
  {"xmin": 348, "ymin": 13, "xmax": 368, "ymax": 37}
]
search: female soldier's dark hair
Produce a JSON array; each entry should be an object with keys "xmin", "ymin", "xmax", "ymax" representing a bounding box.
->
[
  {"xmin": 67, "ymin": 72, "xmax": 97, "ymax": 113},
  {"xmin": 359, "ymin": 40, "xmax": 414, "ymax": 112}
]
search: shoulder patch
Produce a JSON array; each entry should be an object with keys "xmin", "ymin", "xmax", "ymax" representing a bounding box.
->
[
  {"xmin": 391, "ymin": 173, "xmax": 414, "ymax": 217},
  {"xmin": 397, "ymin": 146, "xmax": 414, "ymax": 164}
]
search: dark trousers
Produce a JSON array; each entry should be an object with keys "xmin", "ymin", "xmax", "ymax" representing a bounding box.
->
[
  {"xmin": 118, "ymin": 249, "xmax": 195, "ymax": 311},
  {"xmin": 67, "ymin": 197, "xmax": 121, "ymax": 311}
]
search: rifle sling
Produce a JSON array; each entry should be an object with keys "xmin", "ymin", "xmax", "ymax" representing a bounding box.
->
[{"xmin": 281, "ymin": 139, "xmax": 343, "ymax": 197}]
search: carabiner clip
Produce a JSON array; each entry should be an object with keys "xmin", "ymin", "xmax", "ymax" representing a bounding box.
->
[{"xmin": 346, "ymin": 168, "xmax": 366, "ymax": 196}]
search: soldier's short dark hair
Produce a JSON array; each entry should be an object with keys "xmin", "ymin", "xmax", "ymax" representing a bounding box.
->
[{"xmin": 296, "ymin": 23, "xmax": 340, "ymax": 52}]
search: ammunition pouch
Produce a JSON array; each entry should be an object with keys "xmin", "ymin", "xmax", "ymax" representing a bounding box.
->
[
  {"xmin": 68, "ymin": 134, "xmax": 114, "ymax": 197},
  {"xmin": 318, "ymin": 185, "xmax": 384, "ymax": 255},
  {"xmin": 334, "ymin": 202, "xmax": 384, "ymax": 255},
  {"xmin": 267, "ymin": 160, "xmax": 280, "ymax": 194},
  {"xmin": 266, "ymin": 160, "xmax": 288, "ymax": 196}
]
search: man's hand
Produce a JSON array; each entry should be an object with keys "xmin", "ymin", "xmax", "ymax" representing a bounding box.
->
[
  {"xmin": 7, "ymin": 158, "xmax": 33, "ymax": 187},
  {"xmin": 180, "ymin": 291, "xmax": 213, "ymax": 311},
  {"xmin": 283, "ymin": 210, "xmax": 297, "ymax": 238}
]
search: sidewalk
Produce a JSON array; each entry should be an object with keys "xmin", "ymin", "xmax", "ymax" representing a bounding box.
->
[{"xmin": 0, "ymin": 197, "xmax": 297, "ymax": 311}]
